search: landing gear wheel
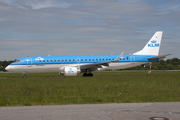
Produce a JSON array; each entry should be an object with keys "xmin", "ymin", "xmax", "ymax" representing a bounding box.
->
[
  {"xmin": 83, "ymin": 72, "xmax": 88, "ymax": 77},
  {"xmin": 88, "ymin": 73, "xmax": 93, "ymax": 77},
  {"xmin": 83, "ymin": 72, "xmax": 93, "ymax": 77}
]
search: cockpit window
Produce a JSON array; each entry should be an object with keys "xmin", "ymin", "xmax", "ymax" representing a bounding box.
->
[{"xmin": 16, "ymin": 60, "xmax": 20, "ymax": 63}]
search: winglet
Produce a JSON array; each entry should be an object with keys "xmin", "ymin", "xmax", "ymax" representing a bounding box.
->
[{"xmin": 112, "ymin": 52, "xmax": 124, "ymax": 62}]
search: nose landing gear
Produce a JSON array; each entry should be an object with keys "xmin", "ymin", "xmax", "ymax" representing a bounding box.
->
[{"xmin": 22, "ymin": 72, "xmax": 27, "ymax": 78}]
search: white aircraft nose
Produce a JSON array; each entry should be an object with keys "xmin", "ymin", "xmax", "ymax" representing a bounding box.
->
[{"xmin": 5, "ymin": 65, "xmax": 11, "ymax": 71}]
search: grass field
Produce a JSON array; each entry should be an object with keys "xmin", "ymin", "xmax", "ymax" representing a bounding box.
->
[{"xmin": 0, "ymin": 71, "xmax": 180, "ymax": 106}]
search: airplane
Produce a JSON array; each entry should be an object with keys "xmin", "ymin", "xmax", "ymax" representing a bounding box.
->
[{"xmin": 5, "ymin": 31, "xmax": 171, "ymax": 77}]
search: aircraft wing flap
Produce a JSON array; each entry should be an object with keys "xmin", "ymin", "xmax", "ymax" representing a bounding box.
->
[{"xmin": 147, "ymin": 54, "xmax": 172, "ymax": 60}]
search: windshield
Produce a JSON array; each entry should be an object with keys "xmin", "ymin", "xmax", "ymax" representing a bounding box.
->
[{"xmin": 15, "ymin": 60, "xmax": 21, "ymax": 63}]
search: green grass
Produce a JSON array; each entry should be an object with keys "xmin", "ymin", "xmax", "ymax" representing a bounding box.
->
[{"xmin": 0, "ymin": 71, "xmax": 180, "ymax": 106}]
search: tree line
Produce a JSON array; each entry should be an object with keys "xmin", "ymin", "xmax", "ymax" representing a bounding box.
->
[
  {"xmin": 0, "ymin": 58, "xmax": 180, "ymax": 72},
  {"xmin": 0, "ymin": 60, "xmax": 15, "ymax": 72}
]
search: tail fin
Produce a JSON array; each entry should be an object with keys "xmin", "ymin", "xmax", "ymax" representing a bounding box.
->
[{"xmin": 134, "ymin": 31, "xmax": 163, "ymax": 55}]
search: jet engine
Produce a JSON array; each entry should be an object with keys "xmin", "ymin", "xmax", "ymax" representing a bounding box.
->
[{"xmin": 59, "ymin": 67, "xmax": 81, "ymax": 76}]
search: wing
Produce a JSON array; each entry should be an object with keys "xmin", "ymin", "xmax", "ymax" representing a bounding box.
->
[{"xmin": 78, "ymin": 52, "xmax": 124, "ymax": 71}]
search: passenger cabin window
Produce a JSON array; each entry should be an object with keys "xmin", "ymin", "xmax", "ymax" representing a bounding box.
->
[
  {"xmin": 77, "ymin": 59, "xmax": 79, "ymax": 61},
  {"xmin": 109, "ymin": 59, "xmax": 111, "ymax": 60},
  {"xmin": 69, "ymin": 59, "xmax": 71, "ymax": 61},
  {"xmin": 58, "ymin": 60, "xmax": 60, "ymax": 62},
  {"xmin": 43, "ymin": 60, "xmax": 45, "ymax": 62},
  {"xmin": 96, "ymin": 59, "xmax": 98, "ymax": 61},
  {"xmin": 51, "ymin": 60, "xmax": 52, "ymax": 62},
  {"xmin": 73, "ymin": 59, "xmax": 75, "ymax": 61},
  {"xmin": 62, "ymin": 60, "xmax": 64, "ymax": 61},
  {"xmin": 89, "ymin": 59, "xmax": 91, "ymax": 61},
  {"xmin": 85, "ymin": 59, "xmax": 87, "ymax": 61},
  {"xmin": 65, "ymin": 60, "xmax": 67, "ymax": 61},
  {"xmin": 93, "ymin": 59, "xmax": 94, "ymax": 61},
  {"xmin": 81, "ymin": 59, "xmax": 83, "ymax": 61},
  {"xmin": 39, "ymin": 60, "xmax": 41, "ymax": 62},
  {"xmin": 123, "ymin": 58, "xmax": 125, "ymax": 60},
  {"xmin": 47, "ymin": 60, "xmax": 49, "ymax": 62},
  {"xmin": 54, "ymin": 60, "xmax": 56, "ymax": 62},
  {"xmin": 127, "ymin": 57, "xmax": 128, "ymax": 60},
  {"xmin": 106, "ymin": 59, "xmax": 108, "ymax": 60}
]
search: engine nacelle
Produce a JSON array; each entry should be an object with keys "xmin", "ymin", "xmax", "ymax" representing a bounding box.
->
[{"xmin": 59, "ymin": 67, "xmax": 80, "ymax": 76}]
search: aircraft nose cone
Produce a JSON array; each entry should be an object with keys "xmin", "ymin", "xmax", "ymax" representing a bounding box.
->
[{"xmin": 5, "ymin": 66, "xmax": 11, "ymax": 71}]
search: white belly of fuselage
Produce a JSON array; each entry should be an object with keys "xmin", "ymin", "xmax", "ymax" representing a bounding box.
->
[{"xmin": 6, "ymin": 62, "xmax": 149, "ymax": 73}]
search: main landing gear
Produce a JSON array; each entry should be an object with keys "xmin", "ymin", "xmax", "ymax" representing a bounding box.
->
[{"xmin": 83, "ymin": 72, "xmax": 93, "ymax": 77}]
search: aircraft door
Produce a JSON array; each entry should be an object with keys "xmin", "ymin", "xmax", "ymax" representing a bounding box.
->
[
  {"xmin": 130, "ymin": 55, "xmax": 135, "ymax": 64},
  {"xmin": 27, "ymin": 56, "xmax": 32, "ymax": 67}
]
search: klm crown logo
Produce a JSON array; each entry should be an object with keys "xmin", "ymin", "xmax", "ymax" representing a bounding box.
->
[
  {"xmin": 68, "ymin": 69, "xmax": 74, "ymax": 73},
  {"xmin": 35, "ymin": 57, "xmax": 44, "ymax": 61},
  {"xmin": 148, "ymin": 40, "xmax": 159, "ymax": 47}
]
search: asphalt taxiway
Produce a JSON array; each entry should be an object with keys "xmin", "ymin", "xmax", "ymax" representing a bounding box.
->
[{"xmin": 0, "ymin": 102, "xmax": 180, "ymax": 120}]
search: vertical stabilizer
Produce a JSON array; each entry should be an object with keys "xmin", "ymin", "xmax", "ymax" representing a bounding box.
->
[{"xmin": 133, "ymin": 31, "xmax": 163, "ymax": 55}]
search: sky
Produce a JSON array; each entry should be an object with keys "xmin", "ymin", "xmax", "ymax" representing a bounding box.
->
[{"xmin": 0, "ymin": 0, "xmax": 180, "ymax": 61}]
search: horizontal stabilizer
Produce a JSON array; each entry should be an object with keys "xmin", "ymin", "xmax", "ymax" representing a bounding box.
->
[{"xmin": 147, "ymin": 54, "xmax": 172, "ymax": 60}]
